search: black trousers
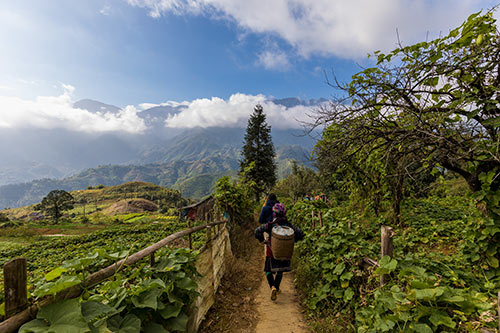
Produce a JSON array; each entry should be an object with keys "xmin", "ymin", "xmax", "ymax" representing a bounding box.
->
[{"xmin": 266, "ymin": 271, "xmax": 283, "ymax": 290}]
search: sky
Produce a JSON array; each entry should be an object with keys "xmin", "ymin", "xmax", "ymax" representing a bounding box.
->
[{"xmin": 0, "ymin": 0, "xmax": 499, "ymax": 132}]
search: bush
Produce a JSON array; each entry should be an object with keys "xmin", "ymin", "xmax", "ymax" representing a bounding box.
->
[
  {"xmin": 78, "ymin": 216, "xmax": 90, "ymax": 224},
  {"xmin": 0, "ymin": 212, "xmax": 9, "ymax": 222}
]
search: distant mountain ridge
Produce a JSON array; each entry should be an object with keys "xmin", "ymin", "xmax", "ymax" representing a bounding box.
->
[
  {"xmin": 0, "ymin": 145, "xmax": 309, "ymax": 208},
  {"xmin": 0, "ymin": 97, "xmax": 321, "ymax": 208}
]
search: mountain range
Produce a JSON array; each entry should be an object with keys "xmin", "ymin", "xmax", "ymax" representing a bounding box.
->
[{"xmin": 0, "ymin": 98, "xmax": 321, "ymax": 208}]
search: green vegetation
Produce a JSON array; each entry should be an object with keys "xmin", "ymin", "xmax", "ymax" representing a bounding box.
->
[
  {"xmin": 0, "ymin": 178, "xmax": 215, "ymax": 331},
  {"xmin": 314, "ymin": 11, "xmax": 500, "ymax": 225},
  {"xmin": 279, "ymin": 10, "xmax": 500, "ymax": 332},
  {"xmin": 290, "ymin": 193, "xmax": 497, "ymax": 331},
  {"xmin": 17, "ymin": 247, "xmax": 198, "ymax": 332},
  {"xmin": 0, "ymin": 217, "xmax": 209, "ymax": 331}
]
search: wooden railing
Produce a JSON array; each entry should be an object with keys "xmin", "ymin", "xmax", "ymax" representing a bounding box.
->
[{"xmin": 0, "ymin": 220, "xmax": 230, "ymax": 333}]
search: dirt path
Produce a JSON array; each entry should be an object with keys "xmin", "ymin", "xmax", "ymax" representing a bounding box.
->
[
  {"xmin": 200, "ymin": 229, "xmax": 309, "ymax": 332},
  {"xmin": 254, "ymin": 272, "xmax": 308, "ymax": 333}
]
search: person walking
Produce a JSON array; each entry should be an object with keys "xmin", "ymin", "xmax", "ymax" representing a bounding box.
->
[
  {"xmin": 254, "ymin": 203, "xmax": 304, "ymax": 300},
  {"xmin": 259, "ymin": 193, "xmax": 278, "ymax": 224}
]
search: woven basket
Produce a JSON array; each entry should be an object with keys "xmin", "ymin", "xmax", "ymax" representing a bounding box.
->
[{"xmin": 271, "ymin": 227, "xmax": 295, "ymax": 260}]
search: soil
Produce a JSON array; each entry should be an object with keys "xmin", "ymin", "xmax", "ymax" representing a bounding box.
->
[
  {"xmin": 103, "ymin": 198, "xmax": 159, "ymax": 215},
  {"xmin": 254, "ymin": 273, "xmax": 308, "ymax": 333},
  {"xmin": 199, "ymin": 226, "xmax": 309, "ymax": 333}
]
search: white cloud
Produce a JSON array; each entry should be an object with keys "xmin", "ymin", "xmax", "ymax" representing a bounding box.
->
[
  {"xmin": 127, "ymin": 0, "xmax": 498, "ymax": 58},
  {"xmin": 0, "ymin": 85, "xmax": 146, "ymax": 133},
  {"xmin": 139, "ymin": 102, "xmax": 160, "ymax": 110},
  {"xmin": 164, "ymin": 93, "xmax": 314, "ymax": 129},
  {"xmin": 257, "ymin": 49, "xmax": 290, "ymax": 71}
]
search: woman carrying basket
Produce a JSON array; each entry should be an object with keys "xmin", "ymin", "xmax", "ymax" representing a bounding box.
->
[{"xmin": 254, "ymin": 203, "xmax": 304, "ymax": 301}]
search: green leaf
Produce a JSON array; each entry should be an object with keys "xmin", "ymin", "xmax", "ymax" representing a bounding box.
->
[
  {"xmin": 374, "ymin": 317, "xmax": 395, "ymax": 332},
  {"xmin": 344, "ymin": 287, "xmax": 354, "ymax": 301},
  {"xmin": 413, "ymin": 288, "xmax": 444, "ymax": 301},
  {"xmin": 18, "ymin": 319, "xmax": 50, "ymax": 333},
  {"xmin": 19, "ymin": 299, "xmax": 90, "ymax": 333},
  {"xmin": 34, "ymin": 275, "xmax": 82, "ymax": 298},
  {"xmin": 107, "ymin": 314, "xmax": 141, "ymax": 333},
  {"xmin": 409, "ymin": 323, "xmax": 433, "ymax": 333},
  {"xmin": 429, "ymin": 312, "xmax": 456, "ymax": 329},
  {"xmin": 143, "ymin": 322, "xmax": 169, "ymax": 333},
  {"xmin": 333, "ymin": 262, "xmax": 345, "ymax": 275},
  {"xmin": 159, "ymin": 303, "xmax": 183, "ymax": 320},
  {"xmin": 45, "ymin": 267, "xmax": 68, "ymax": 282},
  {"xmin": 176, "ymin": 277, "xmax": 197, "ymax": 291},
  {"xmin": 81, "ymin": 301, "xmax": 117, "ymax": 323},
  {"xmin": 131, "ymin": 288, "xmax": 163, "ymax": 310},
  {"xmin": 167, "ymin": 312, "xmax": 189, "ymax": 332},
  {"xmin": 377, "ymin": 256, "xmax": 397, "ymax": 275},
  {"xmin": 340, "ymin": 271, "xmax": 353, "ymax": 281},
  {"xmin": 486, "ymin": 256, "xmax": 499, "ymax": 268}
]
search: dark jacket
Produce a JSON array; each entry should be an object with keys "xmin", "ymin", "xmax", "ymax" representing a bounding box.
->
[
  {"xmin": 259, "ymin": 199, "xmax": 278, "ymax": 224},
  {"xmin": 254, "ymin": 217, "xmax": 304, "ymax": 258}
]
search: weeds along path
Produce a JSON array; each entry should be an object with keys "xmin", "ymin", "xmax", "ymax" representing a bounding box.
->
[{"xmin": 200, "ymin": 227, "xmax": 308, "ymax": 332}]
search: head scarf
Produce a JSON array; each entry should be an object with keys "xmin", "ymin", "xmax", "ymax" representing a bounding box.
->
[{"xmin": 272, "ymin": 203, "xmax": 286, "ymax": 218}]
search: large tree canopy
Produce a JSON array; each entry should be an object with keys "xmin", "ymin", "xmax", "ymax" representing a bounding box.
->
[
  {"xmin": 314, "ymin": 11, "xmax": 500, "ymax": 221},
  {"xmin": 39, "ymin": 189, "xmax": 75, "ymax": 222}
]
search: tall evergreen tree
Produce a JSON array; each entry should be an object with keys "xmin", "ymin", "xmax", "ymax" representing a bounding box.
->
[{"xmin": 240, "ymin": 104, "xmax": 277, "ymax": 198}]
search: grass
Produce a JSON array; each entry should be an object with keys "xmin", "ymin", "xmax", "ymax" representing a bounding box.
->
[{"xmin": 0, "ymin": 237, "xmax": 33, "ymax": 251}]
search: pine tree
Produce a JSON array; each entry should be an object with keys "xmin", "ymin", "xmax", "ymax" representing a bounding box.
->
[{"xmin": 240, "ymin": 104, "xmax": 277, "ymax": 198}]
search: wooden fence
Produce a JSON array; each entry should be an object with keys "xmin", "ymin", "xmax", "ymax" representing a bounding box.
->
[{"xmin": 0, "ymin": 220, "xmax": 232, "ymax": 333}]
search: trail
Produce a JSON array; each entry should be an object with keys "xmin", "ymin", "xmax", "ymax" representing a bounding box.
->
[
  {"xmin": 200, "ymin": 232, "xmax": 309, "ymax": 333},
  {"xmin": 254, "ymin": 272, "xmax": 308, "ymax": 333}
]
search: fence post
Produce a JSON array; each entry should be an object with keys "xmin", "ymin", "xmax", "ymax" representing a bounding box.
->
[
  {"xmin": 187, "ymin": 219, "xmax": 192, "ymax": 249},
  {"xmin": 311, "ymin": 210, "xmax": 315, "ymax": 228},
  {"xmin": 150, "ymin": 251, "xmax": 155, "ymax": 266},
  {"xmin": 498, "ymin": 291, "xmax": 500, "ymax": 332},
  {"xmin": 319, "ymin": 211, "xmax": 323, "ymax": 227},
  {"xmin": 206, "ymin": 225, "xmax": 212, "ymax": 244},
  {"xmin": 380, "ymin": 226, "xmax": 394, "ymax": 287},
  {"xmin": 4, "ymin": 258, "xmax": 28, "ymax": 318}
]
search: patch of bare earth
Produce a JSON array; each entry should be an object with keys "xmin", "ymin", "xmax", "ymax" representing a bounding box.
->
[
  {"xmin": 199, "ymin": 227, "xmax": 262, "ymax": 332},
  {"xmin": 103, "ymin": 198, "xmax": 159, "ymax": 215}
]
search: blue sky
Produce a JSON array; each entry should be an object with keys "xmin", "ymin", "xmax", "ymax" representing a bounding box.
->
[{"xmin": 0, "ymin": 0, "xmax": 498, "ymax": 131}]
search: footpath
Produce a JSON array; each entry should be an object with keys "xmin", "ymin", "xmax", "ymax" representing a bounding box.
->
[
  {"xmin": 200, "ymin": 229, "xmax": 309, "ymax": 333},
  {"xmin": 254, "ymin": 272, "xmax": 308, "ymax": 332}
]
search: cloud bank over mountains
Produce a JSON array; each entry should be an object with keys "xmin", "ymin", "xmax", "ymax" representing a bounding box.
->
[
  {"xmin": 0, "ymin": 85, "xmax": 147, "ymax": 133},
  {"xmin": 0, "ymin": 85, "xmax": 318, "ymax": 133},
  {"xmin": 164, "ymin": 93, "xmax": 313, "ymax": 129},
  {"xmin": 127, "ymin": 0, "xmax": 496, "ymax": 59}
]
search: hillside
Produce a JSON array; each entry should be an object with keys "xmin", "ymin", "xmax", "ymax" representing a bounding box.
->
[
  {"xmin": 2, "ymin": 181, "xmax": 186, "ymax": 220},
  {"xmin": 0, "ymin": 133, "xmax": 311, "ymax": 208}
]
